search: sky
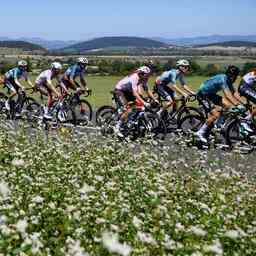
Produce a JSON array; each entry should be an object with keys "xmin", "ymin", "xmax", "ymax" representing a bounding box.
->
[{"xmin": 2, "ymin": 0, "xmax": 255, "ymax": 40}]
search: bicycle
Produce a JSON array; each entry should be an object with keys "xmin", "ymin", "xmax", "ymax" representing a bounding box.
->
[{"xmin": 65, "ymin": 89, "xmax": 93, "ymax": 126}]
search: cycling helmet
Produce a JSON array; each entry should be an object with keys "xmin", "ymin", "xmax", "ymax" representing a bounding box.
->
[
  {"xmin": 137, "ymin": 66, "xmax": 151, "ymax": 75},
  {"xmin": 225, "ymin": 65, "xmax": 240, "ymax": 77},
  {"xmin": 176, "ymin": 59, "xmax": 190, "ymax": 67},
  {"xmin": 18, "ymin": 60, "xmax": 28, "ymax": 67},
  {"xmin": 51, "ymin": 62, "xmax": 62, "ymax": 70},
  {"xmin": 77, "ymin": 57, "xmax": 89, "ymax": 65}
]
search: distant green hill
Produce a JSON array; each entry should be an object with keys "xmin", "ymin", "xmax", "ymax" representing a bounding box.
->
[
  {"xmin": 0, "ymin": 41, "xmax": 47, "ymax": 51},
  {"xmin": 60, "ymin": 36, "xmax": 167, "ymax": 53},
  {"xmin": 195, "ymin": 41, "xmax": 256, "ymax": 47}
]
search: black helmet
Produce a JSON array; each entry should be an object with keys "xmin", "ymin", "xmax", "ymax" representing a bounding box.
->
[{"xmin": 225, "ymin": 65, "xmax": 240, "ymax": 77}]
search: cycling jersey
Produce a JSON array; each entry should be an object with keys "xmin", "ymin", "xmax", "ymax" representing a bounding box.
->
[
  {"xmin": 35, "ymin": 70, "xmax": 60, "ymax": 87},
  {"xmin": 156, "ymin": 69, "xmax": 186, "ymax": 87},
  {"xmin": 64, "ymin": 64, "xmax": 85, "ymax": 80},
  {"xmin": 115, "ymin": 73, "xmax": 148, "ymax": 93},
  {"xmin": 242, "ymin": 71, "xmax": 256, "ymax": 86},
  {"xmin": 198, "ymin": 74, "xmax": 234, "ymax": 95},
  {"xmin": 238, "ymin": 71, "xmax": 256, "ymax": 104},
  {"xmin": 5, "ymin": 67, "xmax": 27, "ymax": 81}
]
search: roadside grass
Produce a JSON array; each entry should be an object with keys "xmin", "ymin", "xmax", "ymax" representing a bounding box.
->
[{"xmin": 0, "ymin": 129, "xmax": 255, "ymax": 255}]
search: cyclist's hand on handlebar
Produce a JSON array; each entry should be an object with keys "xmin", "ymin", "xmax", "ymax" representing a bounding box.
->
[{"xmin": 144, "ymin": 102, "xmax": 151, "ymax": 109}]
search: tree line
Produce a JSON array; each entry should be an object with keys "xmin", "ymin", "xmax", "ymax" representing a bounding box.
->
[{"xmin": 0, "ymin": 57, "xmax": 255, "ymax": 77}]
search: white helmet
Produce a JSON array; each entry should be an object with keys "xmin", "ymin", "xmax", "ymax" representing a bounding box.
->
[
  {"xmin": 18, "ymin": 60, "xmax": 28, "ymax": 67},
  {"xmin": 51, "ymin": 62, "xmax": 62, "ymax": 70},
  {"xmin": 176, "ymin": 59, "xmax": 190, "ymax": 67},
  {"xmin": 77, "ymin": 57, "xmax": 88, "ymax": 65},
  {"xmin": 137, "ymin": 66, "xmax": 151, "ymax": 75}
]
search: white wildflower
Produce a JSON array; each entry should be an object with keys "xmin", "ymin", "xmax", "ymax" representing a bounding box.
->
[
  {"xmin": 30, "ymin": 232, "xmax": 44, "ymax": 254},
  {"xmin": 66, "ymin": 238, "xmax": 89, "ymax": 256},
  {"xmin": 224, "ymin": 230, "xmax": 240, "ymax": 239},
  {"xmin": 132, "ymin": 216, "xmax": 143, "ymax": 229},
  {"xmin": 12, "ymin": 158, "xmax": 25, "ymax": 167},
  {"xmin": 164, "ymin": 235, "xmax": 176, "ymax": 250},
  {"xmin": 0, "ymin": 181, "xmax": 11, "ymax": 198},
  {"xmin": 137, "ymin": 231, "xmax": 157, "ymax": 246},
  {"xmin": 31, "ymin": 195, "xmax": 44, "ymax": 204},
  {"xmin": 190, "ymin": 226, "xmax": 207, "ymax": 237},
  {"xmin": 16, "ymin": 219, "xmax": 28, "ymax": 235},
  {"xmin": 191, "ymin": 252, "xmax": 203, "ymax": 256},
  {"xmin": 175, "ymin": 222, "xmax": 185, "ymax": 232},
  {"xmin": 204, "ymin": 240, "xmax": 223, "ymax": 255},
  {"xmin": 102, "ymin": 231, "xmax": 132, "ymax": 256}
]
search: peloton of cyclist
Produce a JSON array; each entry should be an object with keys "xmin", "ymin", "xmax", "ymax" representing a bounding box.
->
[
  {"xmin": 154, "ymin": 59, "xmax": 195, "ymax": 116},
  {"xmin": 60, "ymin": 57, "xmax": 89, "ymax": 96},
  {"xmin": 196, "ymin": 65, "xmax": 245, "ymax": 143},
  {"xmin": 238, "ymin": 68, "xmax": 256, "ymax": 129},
  {"xmin": 113, "ymin": 66, "xmax": 155, "ymax": 136},
  {"xmin": 35, "ymin": 62, "xmax": 62, "ymax": 119},
  {"xmin": 4, "ymin": 60, "xmax": 33, "ymax": 113}
]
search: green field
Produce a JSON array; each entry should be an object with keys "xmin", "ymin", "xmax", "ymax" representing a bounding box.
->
[{"xmin": 13, "ymin": 75, "xmax": 207, "ymax": 107}]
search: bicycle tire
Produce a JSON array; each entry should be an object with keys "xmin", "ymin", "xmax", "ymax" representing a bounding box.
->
[
  {"xmin": 178, "ymin": 114, "xmax": 205, "ymax": 134},
  {"xmin": 72, "ymin": 99, "xmax": 92, "ymax": 126},
  {"xmin": 96, "ymin": 105, "xmax": 116, "ymax": 126}
]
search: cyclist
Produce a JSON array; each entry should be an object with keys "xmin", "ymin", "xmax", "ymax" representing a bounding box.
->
[
  {"xmin": 154, "ymin": 59, "xmax": 195, "ymax": 116},
  {"xmin": 238, "ymin": 69, "xmax": 256, "ymax": 130},
  {"xmin": 60, "ymin": 57, "xmax": 89, "ymax": 96},
  {"xmin": 35, "ymin": 62, "xmax": 62, "ymax": 119},
  {"xmin": 196, "ymin": 65, "xmax": 245, "ymax": 143},
  {"xmin": 4, "ymin": 60, "xmax": 33, "ymax": 113},
  {"xmin": 113, "ymin": 66, "xmax": 154, "ymax": 135}
]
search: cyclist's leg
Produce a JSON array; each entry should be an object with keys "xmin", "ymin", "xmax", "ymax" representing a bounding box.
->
[
  {"xmin": 238, "ymin": 82, "xmax": 256, "ymax": 123},
  {"xmin": 4, "ymin": 79, "xmax": 18, "ymax": 111},
  {"xmin": 155, "ymin": 84, "xmax": 175, "ymax": 115},
  {"xmin": 196, "ymin": 94, "xmax": 223, "ymax": 141}
]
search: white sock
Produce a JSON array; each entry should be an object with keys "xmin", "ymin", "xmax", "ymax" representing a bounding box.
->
[
  {"xmin": 197, "ymin": 123, "xmax": 208, "ymax": 135},
  {"xmin": 157, "ymin": 109, "xmax": 163, "ymax": 116},
  {"xmin": 245, "ymin": 113, "xmax": 252, "ymax": 120}
]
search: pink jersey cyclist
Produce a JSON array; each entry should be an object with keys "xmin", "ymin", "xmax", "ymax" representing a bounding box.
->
[{"xmin": 114, "ymin": 67, "xmax": 151, "ymax": 108}]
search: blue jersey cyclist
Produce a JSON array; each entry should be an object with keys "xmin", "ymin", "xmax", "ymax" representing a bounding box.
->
[
  {"xmin": 4, "ymin": 60, "xmax": 33, "ymax": 111},
  {"xmin": 154, "ymin": 59, "xmax": 195, "ymax": 116},
  {"xmin": 60, "ymin": 57, "xmax": 89, "ymax": 95},
  {"xmin": 196, "ymin": 65, "xmax": 245, "ymax": 143}
]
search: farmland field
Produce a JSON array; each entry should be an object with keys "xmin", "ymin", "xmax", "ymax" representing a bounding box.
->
[{"xmin": 0, "ymin": 75, "xmax": 208, "ymax": 107}]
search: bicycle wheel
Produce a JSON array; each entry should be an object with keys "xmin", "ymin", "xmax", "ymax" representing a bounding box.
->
[
  {"xmin": 177, "ymin": 106, "xmax": 205, "ymax": 123},
  {"xmin": 178, "ymin": 114, "xmax": 205, "ymax": 134},
  {"xmin": 145, "ymin": 112, "xmax": 167, "ymax": 140},
  {"xmin": 56, "ymin": 105, "xmax": 77, "ymax": 126},
  {"xmin": 25, "ymin": 102, "xmax": 43, "ymax": 124},
  {"xmin": 224, "ymin": 119, "xmax": 254, "ymax": 152},
  {"xmin": 96, "ymin": 105, "xmax": 116, "ymax": 126},
  {"xmin": 73, "ymin": 99, "xmax": 92, "ymax": 126}
]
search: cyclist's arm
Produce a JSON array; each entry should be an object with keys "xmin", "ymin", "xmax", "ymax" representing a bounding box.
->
[
  {"xmin": 46, "ymin": 79, "xmax": 60, "ymax": 97},
  {"xmin": 14, "ymin": 78, "xmax": 25, "ymax": 90},
  {"xmin": 223, "ymin": 89, "xmax": 240, "ymax": 106},
  {"xmin": 169, "ymin": 83, "xmax": 188, "ymax": 97},
  {"xmin": 80, "ymin": 75, "xmax": 87, "ymax": 89},
  {"xmin": 133, "ymin": 86, "xmax": 146, "ymax": 105},
  {"xmin": 25, "ymin": 77, "xmax": 33, "ymax": 88},
  {"xmin": 183, "ymin": 84, "xmax": 195, "ymax": 95}
]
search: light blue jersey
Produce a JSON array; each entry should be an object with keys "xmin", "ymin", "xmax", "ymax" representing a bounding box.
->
[
  {"xmin": 156, "ymin": 69, "xmax": 186, "ymax": 87},
  {"xmin": 65, "ymin": 64, "xmax": 85, "ymax": 79},
  {"xmin": 5, "ymin": 67, "xmax": 27, "ymax": 81},
  {"xmin": 198, "ymin": 74, "xmax": 234, "ymax": 95}
]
